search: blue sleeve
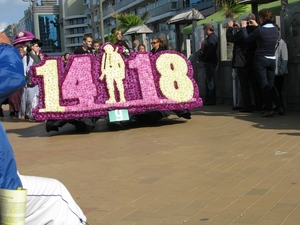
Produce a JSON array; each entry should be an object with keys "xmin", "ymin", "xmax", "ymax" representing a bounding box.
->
[
  {"xmin": 0, "ymin": 44, "xmax": 26, "ymax": 103},
  {"xmin": 0, "ymin": 123, "xmax": 22, "ymax": 189}
]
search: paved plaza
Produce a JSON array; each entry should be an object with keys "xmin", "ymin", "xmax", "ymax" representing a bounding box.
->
[{"xmin": 1, "ymin": 104, "xmax": 300, "ymax": 225}]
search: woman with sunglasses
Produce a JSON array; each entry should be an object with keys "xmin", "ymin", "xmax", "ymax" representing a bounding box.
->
[{"xmin": 150, "ymin": 37, "xmax": 167, "ymax": 54}]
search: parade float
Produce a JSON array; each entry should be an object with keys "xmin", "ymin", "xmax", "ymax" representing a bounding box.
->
[{"xmin": 29, "ymin": 42, "xmax": 202, "ymax": 132}]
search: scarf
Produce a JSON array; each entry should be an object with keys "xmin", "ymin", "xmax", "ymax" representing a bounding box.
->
[{"xmin": 28, "ymin": 53, "xmax": 41, "ymax": 65}]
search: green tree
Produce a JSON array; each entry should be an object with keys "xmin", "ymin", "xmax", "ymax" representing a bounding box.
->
[
  {"xmin": 114, "ymin": 12, "xmax": 149, "ymax": 33},
  {"xmin": 214, "ymin": 0, "xmax": 247, "ymax": 19},
  {"xmin": 110, "ymin": 11, "xmax": 150, "ymax": 41}
]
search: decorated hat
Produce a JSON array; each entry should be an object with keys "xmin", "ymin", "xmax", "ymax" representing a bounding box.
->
[{"xmin": 12, "ymin": 30, "xmax": 35, "ymax": 46}]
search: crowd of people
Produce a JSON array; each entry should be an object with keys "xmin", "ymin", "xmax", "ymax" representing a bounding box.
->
[
  {"xmin": 1, "ymin": 7, "xmax": 287, "ymax": 122},
  {"xmin": 0, "ymin": 31, "xmax": 45, "ymax": 121},
  {"xmin": 197, "ymin": 8, "xmax": 288, "ymax": 118}
]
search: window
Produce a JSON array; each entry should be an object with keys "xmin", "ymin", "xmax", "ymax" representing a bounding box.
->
[
  {"xmin": 38, "ymin": 14, "xmax": 61, "ymax": 53},
  {"xmin": 70, "ymin": 18, "xmax": 86, "ymax": 25},
  {"xmin": 71, "ymin": 37, "xmax": 81, "ymax": 44},
  {"xmin": 70, "ymin": 27, "xmax": 87, "ymax": 34}
]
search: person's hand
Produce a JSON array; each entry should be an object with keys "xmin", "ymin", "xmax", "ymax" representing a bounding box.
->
[
  {"xmin": 248, "ymin": 19, "xmax": 258, "ymax": 26},
  {"xmin": 228, "ymin": 21, "xmax": 234, "ymax": 27},
  {"xmin": 234, "ymin": 22, "xmax": 241, "ymax": 29},
  {"xmin": 0, "ymin": 32, "xmax": 11, "ymax": 45},
  {"xmin": 241, "ymin": 20, "xmax": 247, "ymax": 28}
]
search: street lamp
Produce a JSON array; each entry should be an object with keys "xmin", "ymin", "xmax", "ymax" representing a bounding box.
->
[{"xmin": 99, "ymin": 0, "xmax": 104, "ymax": 43}]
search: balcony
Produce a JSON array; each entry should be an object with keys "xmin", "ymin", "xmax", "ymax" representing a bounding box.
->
[
  {"xmin": 84, "ymin": 8, "xmax": 91, "ymax": 15},
  {"xmin": 103, "ymin": 0, "xmax": 145, "ymax": 18},
  {"xmin": 146, "ymin": 2, "xmax": 178, "ymax": 20}
]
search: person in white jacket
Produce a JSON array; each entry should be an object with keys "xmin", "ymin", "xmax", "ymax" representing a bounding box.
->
[
  {"xmin": 21, "ymin": 39, "xmax": 43, "ymax": 121},
  {"xmin": 274, "ymin": 25, "xmax": 288, "ymax": 110}
]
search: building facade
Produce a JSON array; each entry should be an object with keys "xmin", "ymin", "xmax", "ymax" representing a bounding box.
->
[
  {"xmin": 4, "ymin": 0, "xmax": 214, "ymax": 54},
  {"xmin": 85, "ymin": 0, "xmax": 214, "ymax": 52},
  {"xmin": 13, "ymin": 0, "xmax": 61, "ymax": 54}
]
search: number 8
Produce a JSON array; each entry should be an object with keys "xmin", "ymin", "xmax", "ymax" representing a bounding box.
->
[{"xmin": 156, "ymin": 53, "xmax": 194, "ymax": 102}]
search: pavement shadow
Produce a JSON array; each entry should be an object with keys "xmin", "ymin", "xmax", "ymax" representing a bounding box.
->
[
  {"xmin": 5, "ymin": 121, "xmax": 49, "ymax": 138},
  {"xmin": 4, "ymin": 116, "xmax": 188, "ymax": 137},
  {"xmin": 191, "ymin": 106, "xmax": 300, "ymax": 135},
  {"xmin": 54, "ymin": 117, "xmax": 187, "ymax": 136}
]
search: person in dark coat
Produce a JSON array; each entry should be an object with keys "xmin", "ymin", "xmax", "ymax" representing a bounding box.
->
[
  {"xmin": 202, "ymin": 23, "xmax": 219, "ymax": 105},
  {"xmin": 226, "ymin": 13, "xmax": 262, "ymax": 112},
  {"xmin": 242, "ymin": 8, "xmax": 284, "ymax": 117},
  {"xmin": 150, "ymin": 37, "xmax": 167, "ymax": 54},
  {"xmin": 74, "ymin": 33, "xmax": 93, "ymax": 54}
]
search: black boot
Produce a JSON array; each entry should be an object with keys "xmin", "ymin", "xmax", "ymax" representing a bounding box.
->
[
  {"xmin": 270, "ymin": 86, "xmax": 284, "ymax": 115},
  {"xmin": 0, "ymin": 108, "xmax": 4, "ymax": 117}
]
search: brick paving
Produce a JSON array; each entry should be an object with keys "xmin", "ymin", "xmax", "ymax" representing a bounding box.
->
[{"xmin": 1, "ymin": 104, "xmax": 300, "ymax": 225}]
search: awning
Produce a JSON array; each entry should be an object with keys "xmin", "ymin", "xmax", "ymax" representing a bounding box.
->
[
  {"xmin": 167, "ymin": 8, "xmax": 205, "ymax": 24},
  {"xmin": 182, "ymin": 0, "xmax": 298, "ymax": 35},
  {"xmin": 123, "ymin": 24, "xmax": 153, "ymax": 35},
  {"xmin": 239, "ymin": 0, "xmax": 277, "ymax": 3}
]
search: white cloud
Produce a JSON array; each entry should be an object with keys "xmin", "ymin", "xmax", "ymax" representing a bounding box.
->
[{"xmin": 0, "ymin": 22, "xmax": 8, "ymax": 32}]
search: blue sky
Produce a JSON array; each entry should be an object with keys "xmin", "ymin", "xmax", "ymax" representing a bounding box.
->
[{"xmin": 0, "ymin": 0, "xmax": 29, "ymax": 31}]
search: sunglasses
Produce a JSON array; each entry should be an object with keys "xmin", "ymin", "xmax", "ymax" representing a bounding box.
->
[{"xmin": 151, "ymin": 41, "xmax": 158, "ymax": 44}]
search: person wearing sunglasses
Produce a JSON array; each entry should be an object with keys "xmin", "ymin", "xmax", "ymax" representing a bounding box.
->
[{"xmin": 150, "ymin": 37, "xmax": 167, "ymax": 54}]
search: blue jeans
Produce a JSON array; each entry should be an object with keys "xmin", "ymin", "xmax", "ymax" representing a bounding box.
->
[{"xmin": 254, "ymin": 55, "xmax": 281, "ymax": 111}]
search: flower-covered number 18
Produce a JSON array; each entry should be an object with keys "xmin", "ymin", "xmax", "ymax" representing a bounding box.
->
[{"xmin": 31, "ymin": 43, "xmax": 202, "ymax": 121}]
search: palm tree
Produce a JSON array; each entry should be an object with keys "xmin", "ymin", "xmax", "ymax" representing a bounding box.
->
[
  {"xmin": 113, "ymin": 12, "xmax": 150, "ymax": 34},
  {"xmin": 214, "ymin": 0, "xmax": 247, "ymax": 19},
  {"xmin": 107, "ymin": 9, "xmax": 150, "ymax": 43}
]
